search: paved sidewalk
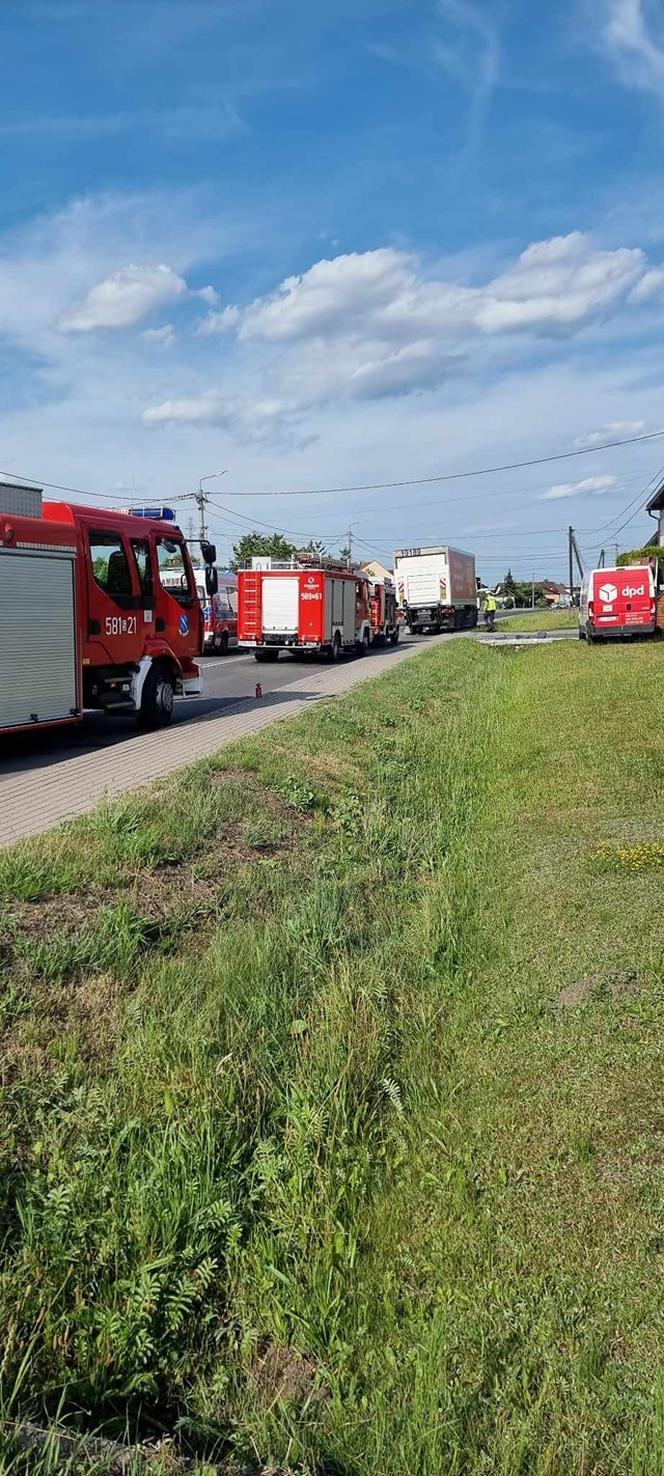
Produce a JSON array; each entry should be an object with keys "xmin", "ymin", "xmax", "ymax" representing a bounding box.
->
[{"xmin": 1, "ymin": 635, "xmax": 449, "ymax": 848}]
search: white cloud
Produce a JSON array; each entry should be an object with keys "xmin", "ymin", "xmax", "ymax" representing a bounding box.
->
[
  {"xmin": 58, "ymin": 263, "xmax": 189, "ymax": 331},
  {"xmin": 197, "ymin": 304, "xmax": 241, "ymax": 335},
  {"xmin": 602, "ymin": 0, "xmax": 664, "ymax": 93},
  {"xmin": 629, "ymin": 266, "xmax": 664, "ymax": 302},
  {"xmin": 473, "ymin": 234, "xmax": 644, "ymax": 334},
  {"xmin": 435, "ymin": 0, "xmax": 500, "ymax": 155},
  {"xmin": 142, "ymin": 323, "xmax": 176, "ymax": 347},
  {"xmin": 142, "ymin": 392, "xmax": 310, "ymax": 448},
  {"xmin": 192, "ymin": 233, "xmax": 655, "ymax": 414},
  {"xmin": 575, "ymin": 419, "xmax": 647, "ymax": 447},
  {"xmin": 540, "ymin": 475, "xmax": 617, "ymax": 501},
  {"xmin": 220, "ymin": 235, "xmax": 647, "ymax": 350},
  {"xmin": 0, "ymin": 101, "xmax": 248, "ymax": 143}
]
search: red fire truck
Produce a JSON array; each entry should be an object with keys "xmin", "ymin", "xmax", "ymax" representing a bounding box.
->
[
  {"xmin": 201, "ymin": 572, "xmax": 238, "ymax": 655},
  {"xmin": 238, "ymin": 557, "xmax": 371, "ymax": 661},
  {"xmin": 369, "ymin": 579, "xmax": 400, "ymax": 646},
  {"xmin": 0, "ymin": 484, "xmax": 213, "ymax": 735}
]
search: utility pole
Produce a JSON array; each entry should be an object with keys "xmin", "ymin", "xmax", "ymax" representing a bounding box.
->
[
  {"xmin": 195, "ymin": 487, "xmax": 208, "ymax": 543},
  {"xmin": 531, "ymin": 571, "xmax": 535, "ymax": 610},
  {"xmin": 613, "ymin": 542, "xmax": 620, "ymax": 564},
  {"xmin": 193, "ymin": 471, "xmax": 227, "ymax": 548},
  {"xmin": 347, "ymin": 527, "xmax": 352, "ymax": 569},
  {"xmin": 568, "ymin": 526, "xmax": 584, "ymax": 604}
]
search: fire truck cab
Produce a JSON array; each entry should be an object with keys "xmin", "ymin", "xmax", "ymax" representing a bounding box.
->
[{"xmin": 0, "ymin": 485, "xmax": 208, "ymax": 735}]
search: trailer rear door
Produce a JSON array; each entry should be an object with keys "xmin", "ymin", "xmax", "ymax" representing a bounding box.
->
[
  {"xmin": 262, "ymin": 576, "xmax": 299, "ymax": 632},
  {"xmin": 0, "ymin": 548, "xmax": 77, "ymax": 729}
]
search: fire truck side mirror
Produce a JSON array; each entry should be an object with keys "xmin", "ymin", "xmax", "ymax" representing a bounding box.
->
[
  {"xmin": 205, "ymin": 566, "xmax": 219, "ymax": 597},
  {"xmin": 201, "ymin": 540, "xmax": 217, "ymax": 566}
]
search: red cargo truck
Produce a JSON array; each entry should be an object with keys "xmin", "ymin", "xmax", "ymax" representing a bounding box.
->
[
  {"xmin": 0, "ymin": 491, "xmax": 210, "ymax": 734},
  {"xmin": 579, "ymin": 563, "xmax": 657, "ymax": 643},
  {"xmin": 238, "ymin": 557, "xmax": 371, "ymax": 661}
]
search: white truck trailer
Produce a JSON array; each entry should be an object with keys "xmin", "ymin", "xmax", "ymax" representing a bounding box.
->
[{"xmin": 394, "ymin": 545, "xmax": 478, "ymax": 632}]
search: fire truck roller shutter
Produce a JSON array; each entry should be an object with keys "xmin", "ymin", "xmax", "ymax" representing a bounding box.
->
[
  {"xmin": 0, "ymin": 549, "xmax": 77, "ymax": 728},
  {"xmin": 262, "ymin": 577, "xmax": 299, "ymax": 633},
  {"xmin": 343, "ymin": 580, "xmax": 356, "ymax": 642}
]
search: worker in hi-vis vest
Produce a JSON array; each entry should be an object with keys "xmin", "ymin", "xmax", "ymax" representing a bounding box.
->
[{"xmin": 484, "ymin": 591, "xmax": 497, "ymax": 630}]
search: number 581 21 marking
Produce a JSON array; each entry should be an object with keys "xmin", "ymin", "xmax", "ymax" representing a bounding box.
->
[{"xmin": 105, "ymin": 615, "xmax": 137, "ymax": 636}]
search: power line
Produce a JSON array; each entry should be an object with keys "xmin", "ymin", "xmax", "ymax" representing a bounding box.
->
[
  {"xmin": 575, "ymin": 460, "xmax": 664, "ymax": 566},
  {"xmin": 0, "ymin": 470, "xmax": 139, "ymax": 503},
  {"xmin": 206, "ymin": 498, "xmax": 341, "ymax": 542},
  {"xmin": 219, "ymin": 427, "xmax": 664, "ymax": 497}
]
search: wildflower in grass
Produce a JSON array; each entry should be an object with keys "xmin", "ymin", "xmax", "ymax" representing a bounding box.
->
[{"xmin": 591, "ymin": 840, "xmax": 664, "ymax": 873}]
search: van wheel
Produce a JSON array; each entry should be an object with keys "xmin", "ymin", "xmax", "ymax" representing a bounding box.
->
[
  {"xmin": 578, "ymin": 628, "xmax": 586, "ymax": 640},
  {"xmin": 138, "ymin": 664, "xmax": 175, "ymax": 728}
]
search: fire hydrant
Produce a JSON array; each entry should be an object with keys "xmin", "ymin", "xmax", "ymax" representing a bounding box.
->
[{"xmin": 255, "ymin": 682, "xmax": 263, "ymax": 699}]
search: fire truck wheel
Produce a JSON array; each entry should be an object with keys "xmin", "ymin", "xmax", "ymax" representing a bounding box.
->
[
  {"xmin": 328, "ymin": 632, "xmax": 342, "ymax": 662},
  {"xmin": 389, "ymin": 627, "xmax": 400, "ymax": 645},
  {"xmin": 214, "ymin": 630, "xmax": 229, "ymax": 655},
  {"xmin": 356, "ymin": 629, "xmax": 370, "ymax": 657},
  {"xmin": 139, "ymin": 664, "xmax": 175, "ymax": 727},
  {"xmin": 254, "ymin": 648, "xmax": 279, "ymax": 663}
]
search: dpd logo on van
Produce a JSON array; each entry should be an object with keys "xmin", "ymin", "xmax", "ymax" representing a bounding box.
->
[{"xmin": 598, "ymin": 582, "xmax": 618, "ymax": 603}]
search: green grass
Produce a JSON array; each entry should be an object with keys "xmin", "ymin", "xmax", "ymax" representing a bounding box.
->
[
  {"xmin": 499, "ymin": 607, "xmax": 578, "ymax": 632},
  {"xmin": 2, "ymin": 638, "xmax": 664, "ymax": 1474}
]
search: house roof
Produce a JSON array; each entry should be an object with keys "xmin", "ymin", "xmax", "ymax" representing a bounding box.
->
[{"xmin": 646, "ymin": 478, "xmax": 664, "ymax": 513}]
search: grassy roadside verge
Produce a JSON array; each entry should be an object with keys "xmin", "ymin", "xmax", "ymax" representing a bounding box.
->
[
  {"xmin": 1, "ymin": 638, "xmax": 664, "ymax": 1474},
  {"xmin": 499, "ymin": 608, "xmax": 577, "ymax": 631}
]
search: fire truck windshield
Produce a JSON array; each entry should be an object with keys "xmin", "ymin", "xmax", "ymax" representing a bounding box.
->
[{"xmin": 156, "ymin": 537, "xmax": 195, "ymax": 606}]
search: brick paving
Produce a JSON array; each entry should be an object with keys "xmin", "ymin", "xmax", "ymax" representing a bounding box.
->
[{"xmin": 0, "ymin": 635, "xmax": 450, "ymax": 848}]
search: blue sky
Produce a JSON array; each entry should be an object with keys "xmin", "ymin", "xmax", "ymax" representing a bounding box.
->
[{"xmin": 2, "ymin": 0, "xmax": 664, "ymax": 578}]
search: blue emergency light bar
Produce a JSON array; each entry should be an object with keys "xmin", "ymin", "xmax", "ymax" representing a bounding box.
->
[{"xmin": 126, "ymin": 506, "xmax": 176, "ymax": 521}]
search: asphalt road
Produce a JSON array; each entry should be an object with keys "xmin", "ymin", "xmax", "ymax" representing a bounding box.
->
[
  {"xmin": 1, "ymin": 608, "xmax": 566, "ymax": 784},
  {"xmin": 0, "ymin": 632, "xmax": 436, "ymax": 781}
]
